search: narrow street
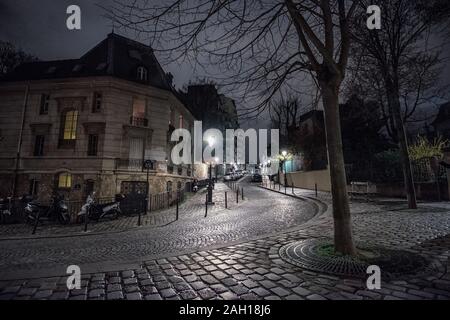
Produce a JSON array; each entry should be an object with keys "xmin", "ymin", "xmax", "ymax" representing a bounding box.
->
[
  {"xmin": 0, "ymin": 180, "xmax": 317, "ymax": 280},
  {"xmin": 0, "ymin": 180, "xmax": 449, "ymax": 300}
]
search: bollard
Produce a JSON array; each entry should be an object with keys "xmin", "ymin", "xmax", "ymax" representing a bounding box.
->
[
  {"xmin": 315, "ymin": 183, "xmax": 318, "ymax": 197},
  {"xmin": 176, "ymin": 192, "xmax": 179, "ymax": 220},
  {"xmin": 241, "ymin": 187, "xmax": 244, "ymax": 200},
  {"xmin": 236, "ymin": 188, "xmax": 239, "ymax": 204},
  {"xmin": 167, "ymin": 193, "xmax": 170, "ymax": 209},
  {"xmin": 204, "ymin": 194, "xmax": 208, "ymax": 218},
  {"xmin": 32, "ymin": 211, "xmax": 40, "ymax": 235},
  {"xmin": 285, "ymin": 183, "xmax": 287, "ymax": 194},
  {"xmin": 292, "ymin": 184, "xmax": 294, "ymax": 194},
  {"xmin": 84, "ymin": 207, "xmax": 89, "ymax": 232},
  {"xmin": 149, "ymin": 196, "xmax": 152, "ymax": 213},
  {"xmin": 225, "ymin": 191, "xmax": 228, "ymax": 209},
  {"xmin": 144, "ymin": 197, "xmax": 148, "ymax": 216},
  {"xmin": 138, "ymin": 200, "xmax": 142, "ymax": 226}
]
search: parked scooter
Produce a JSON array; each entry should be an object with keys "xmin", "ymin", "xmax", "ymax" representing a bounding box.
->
[
  {"xmin": 25, "ymin": 194, "xmax": 70, "ymax": 225},
  {"xmin": 0, "ymin": 197, "xmax": 13, "ymax": 224},
  {"xmin": 1, "ymin": 195, "xmax": 34, "ymax": 224},
  {"xmin": 192, "ymin": 180, "xmax": 199, "ymax": 193},
  {"xmin": 77, "ymin": 193, "xmax": 124, "ymax": 222}
]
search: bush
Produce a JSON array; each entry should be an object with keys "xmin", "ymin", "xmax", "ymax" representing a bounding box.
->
[{"xmin": 408, "ymin": 135, "xmax": 448, "ymax": 161}]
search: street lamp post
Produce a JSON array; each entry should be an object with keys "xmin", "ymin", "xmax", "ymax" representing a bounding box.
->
[
  {"xmin": 206, "ymin": 136, "xmax": 216, "ymax": 204},
  {"xmin": 278, "ymin": 151, "xmax": 291, "ymax": 193},
  {"xmin": 208, "ymin": 161, "xmax": 213, "ymax": 203}
]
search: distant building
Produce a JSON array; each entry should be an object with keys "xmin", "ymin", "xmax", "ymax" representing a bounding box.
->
[
  {"xmin": 180, "ymin": 84, "xmax": 239, "ymax": 132},
  {"xmin": 432, "ymin": 102, "xmax": 450, "ymax": 140},
  {"xmin": 291, "ymin": 110, "xmax": 327, "ymax": 171},
  {"xmin": 0, "ymin": 33, "xmax": 206, "ymax": 201},
  {"xmin": 180, "ymin": 84, "xmax": 239, "ymax": 175}
]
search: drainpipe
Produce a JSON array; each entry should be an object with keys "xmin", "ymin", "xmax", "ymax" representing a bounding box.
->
[{"xmin": 12, "ymin": 83, "xmax": 30, "ymax": 198}]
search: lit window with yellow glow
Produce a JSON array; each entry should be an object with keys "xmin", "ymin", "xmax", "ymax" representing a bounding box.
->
[
  {"xmin": 63, "ymin": 110, "xmax": 78, "ymax": 140},
  {"xmin": 58, "ymin": 173, "xmax": 72, "ymax": 189}
]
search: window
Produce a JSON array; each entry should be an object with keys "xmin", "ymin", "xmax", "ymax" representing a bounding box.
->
[
  {"xmin": 169, "ymin": 107, "xmax": 175, "ymax": 126},
  {"xmin": 29, "ymin": 179, "xmax": 39, "ymax": 197},
  {"xmin": 62, "ymin": 110, "xmax": 78, "ymax": 140},
  {"xmin": 58, "ymin": 173, "xmax": 72, "ymax": 189},
  {"xmin": 46, "ymin": 66, "xmax": 57, "ymax": 74},
  {"xmin": 166, "ymin": 181, "xmax": 173, "ymax": 192},
  {"xmin": 87, "ymin": 134, "xmax": 99, "ymax": 156},
  {"xmin": 92, "ymin": 92, "xmax": 102, "ymax": 113},
  {"xmin": 137, "ymin": 66, "xmax": 148, "ymax": 81},
  {"xmin": 40, "ymin": 94, "xmax": 50, "ymax": 115},
  {"xmin": 84, "ymin": 180, "xmax": 94, "ymax": 197},
  {"xmin": 72, "ymin": 64, "xmax": 83, "ymax": 72},
  {"xmin": 34, "ymin": 135, "xmax": 45, "ymax": 156},
  {"xmin": 132, "ymin": 99, "xmax": 146, "ymax": 119},
  {"xmin": 131, "ymin": 99, "xmax": 148, "ymax": 126},
  {"xmin": 96, "ymin": 62, "xmax": 107, "ymax": 71}
]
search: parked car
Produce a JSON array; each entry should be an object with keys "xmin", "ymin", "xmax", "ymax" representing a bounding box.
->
[
  {"xmin": 251, "ymin": 173, "xmax": 263, "ymax": 182},
  {"xmin": 223, "ymin": 174, "xmax": 233, "ymax": 182}
]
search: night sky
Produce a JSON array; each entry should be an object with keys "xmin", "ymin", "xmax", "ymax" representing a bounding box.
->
[{"xmin": 1, "ymin": 0, "xmax": 448, "ymax": 130}]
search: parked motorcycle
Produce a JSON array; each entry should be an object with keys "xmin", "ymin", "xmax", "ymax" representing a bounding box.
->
[
  {"xmin": 25, "ymin": 194, "xmax": 70, "ymax": 225},
  {"xmin": 0, "ymin": 197, "xmax": 13, "ymax": 224},
  {"xmin": 1, "ymin": 195, "xmax": 33, "ymax": 224},
  {"xmin": 77, "ymin": 193, "xmax": 124, "ymax": 222}
]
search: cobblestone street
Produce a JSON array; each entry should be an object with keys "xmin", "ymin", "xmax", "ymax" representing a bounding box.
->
[{"xmin": 0, "ymin": 180, "xmax": 449, "ymax": 300}]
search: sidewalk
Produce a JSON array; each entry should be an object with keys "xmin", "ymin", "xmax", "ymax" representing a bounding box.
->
[
  {"xmin": 0, "ymin": 183, "xmax": 239, "ymax": 240},
  {"xmin": 260, "ymin": 180, "xmax": 450, "ymax": 214}
]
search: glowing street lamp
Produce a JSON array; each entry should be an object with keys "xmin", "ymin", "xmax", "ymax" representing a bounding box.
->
[
  {"xmin": 207, "ymin": 136, "xmax": 215, "ymax": 147},
  {"xmin": 278, "ymin": 151, "xmax": 293, "ymax": 193},
  {"xmin": 206, "ymin": 136, "xmax": 216, "ymax": 204}
]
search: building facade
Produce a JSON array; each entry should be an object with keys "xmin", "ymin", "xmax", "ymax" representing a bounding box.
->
[
  {"xmin": 180, "ymin": 84, "xmax": 239, "ymax": 175},
  {"xmin": 0, "ymin": 33, "xmax": 205, "ymax": 201}
]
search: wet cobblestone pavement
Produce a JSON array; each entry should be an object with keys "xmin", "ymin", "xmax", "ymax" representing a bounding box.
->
[{"xmin": 0, "ymin": 180, "xmax": 449, "ymax": 300}]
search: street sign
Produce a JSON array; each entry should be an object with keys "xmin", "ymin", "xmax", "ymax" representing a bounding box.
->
[{"xmin": 143, "ymin": 160, "xmax": 153, "ymax": 170}]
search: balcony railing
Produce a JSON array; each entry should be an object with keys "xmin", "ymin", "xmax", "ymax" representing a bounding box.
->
[
  {"xmin": 130, "ymin": 116, "xmax": 149, "ymax": 127},
  {"xmin": 116, "ymin": 158, "xmax": 155, "ymax": 171}
]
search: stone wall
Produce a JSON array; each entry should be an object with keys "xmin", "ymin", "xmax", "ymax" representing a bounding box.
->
[{"xmin": 282, "ymin": 168, "xmax": 331, "ymax": 192}]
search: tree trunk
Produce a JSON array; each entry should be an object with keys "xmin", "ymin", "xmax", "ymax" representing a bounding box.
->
[
  {"xmin": 386, "ymin": 80, "xmax": 417, "ymax": 209},
  {"xmin": 320, "ymin": 80, "xmax": 356, "ymax": 256}
]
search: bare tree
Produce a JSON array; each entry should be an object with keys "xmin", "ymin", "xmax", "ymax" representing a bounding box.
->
[
  {"xmin": 0, "ymin": 40, "xmax": 38, "ymax": 76},
  {"xmin": 351, "ymin": 0, "xmax": 450, "ymax": 209},
  {"xmin": 270, "ymin": 96, "xmax": 300, "ymax": 144},
  {"xmin": 106, "ymin": 0, "xmax": 360, "ymax": 255}
]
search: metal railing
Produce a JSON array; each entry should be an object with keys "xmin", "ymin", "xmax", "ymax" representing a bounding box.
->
[
  {"xmin": 115, "ymin": 158, "xmax": 156, "ymax": 171},
  {"xmin": 130, "ymin": 116, "xmax": 149, "ymax": 127},
  {"xmin": 148, "ymin": 189, "xmax": 185, "ymax": 212}
]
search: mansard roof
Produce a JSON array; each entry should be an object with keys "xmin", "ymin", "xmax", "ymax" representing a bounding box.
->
[{"xmin": 1, "ymin": 33, "xmax": 172, "ymax": 91}]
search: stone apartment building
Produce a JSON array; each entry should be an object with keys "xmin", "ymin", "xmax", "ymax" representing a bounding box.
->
[
  {"xmin": 180, "ymin": 84, "xmax": 239, "ymax": 175},
  {"xmin": 0, "ymin": 33, "xmax": 206, "ymax": 201}
]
